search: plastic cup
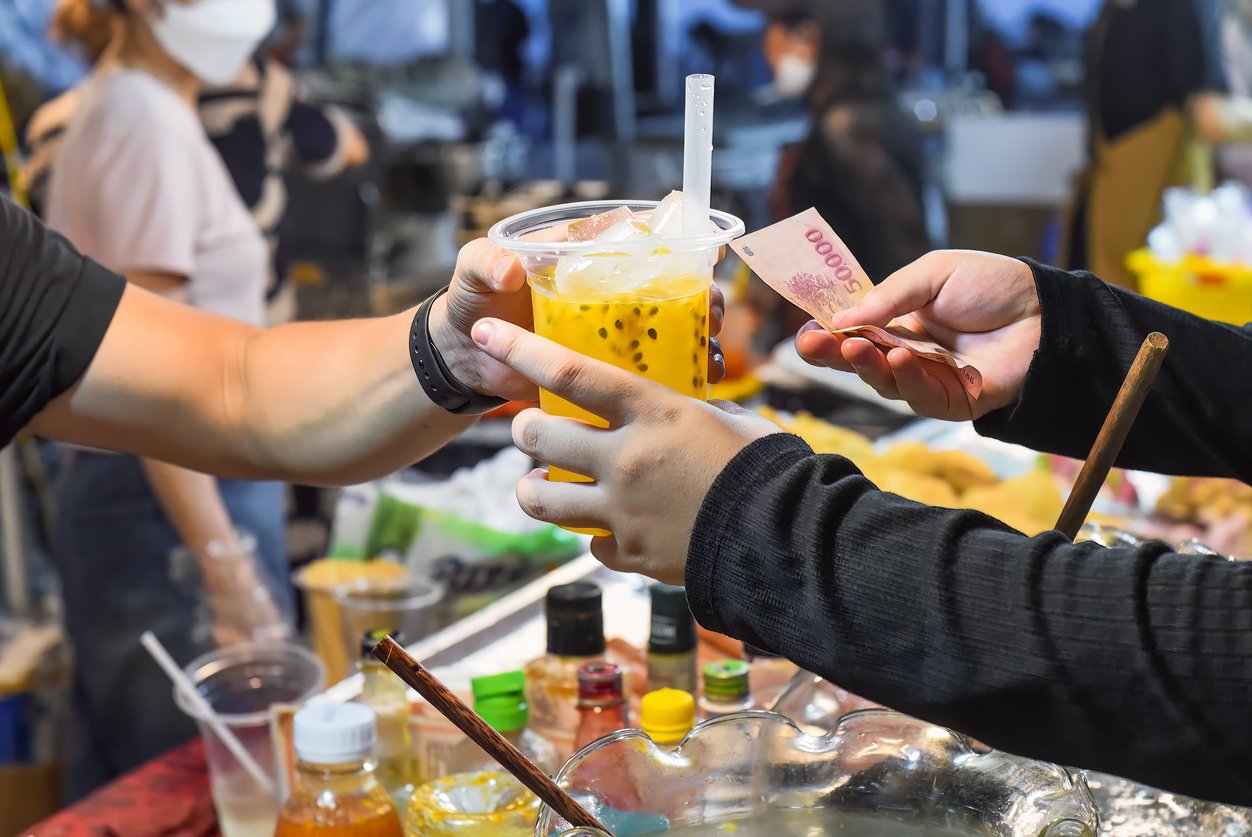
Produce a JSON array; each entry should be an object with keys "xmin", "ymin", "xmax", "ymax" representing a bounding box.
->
[
  {"xmin": 334, "ymin": 576, "xmax": 446, "ymax": 670},
  {"xmin": 174, "ymin": 642, "xmax": 325, "ymax": 837},
  {"xmin": 293, "ymin": 559, "xmax": 411, "ymax": 685},
  {"xmin": 489, "ymin": 200, "xmax": 744, "ymax": 533}
]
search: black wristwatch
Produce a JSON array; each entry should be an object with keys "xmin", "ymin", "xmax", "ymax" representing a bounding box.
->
[{"xmin": 410, "ymin": 287, "xmax": 508, "ymax": 415}]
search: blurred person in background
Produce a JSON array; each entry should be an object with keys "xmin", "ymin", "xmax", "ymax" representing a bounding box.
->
[
  {"xmin": 27, "ymin": 0, "xmax": 370, "ymax": 326},
  {"xmin": 740, "ymin": 0, "xmax": 930, "ymax": 337},
  {"xmin": 475, "ymin": 0, "xmax": 531, "ymax": 128},
  {"xmin": 1219, "ymin": 0, "xmax": 1252, "ymax": 184},
  {"xmin": 1066, "ymin": 0, "xmax": 1252, "ymax": 287},
  {"xmin": 34, "ymin": 0, "xmax": 292, "ymax": 800}
]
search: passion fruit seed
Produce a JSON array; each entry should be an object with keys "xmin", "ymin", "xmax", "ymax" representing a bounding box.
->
[
  {"xmin": 648, "ymin": 328, "xmax": 658, "ymax": 340},
  {"xmin": 598, "ymin": 328, "xmax": 608, "ymax": 339}
]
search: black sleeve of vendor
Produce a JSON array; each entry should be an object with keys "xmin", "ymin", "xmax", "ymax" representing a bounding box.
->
[
  {"xmin": 0, "ymin": 195, "xmax": 126, "ymax": 446},
  {"xmin": 975, "ymin": 261, "xmax": 1252, "ymax": 484},
  {"xmin": 686, "ymin": 434, "xmax": 1252, "ymax": 807}
]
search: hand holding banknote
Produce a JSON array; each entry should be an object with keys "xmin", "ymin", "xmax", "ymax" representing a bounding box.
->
[
  {"xmin": 797, "ymin": 250, "xmax": 1043, "ymax": 421},
  {"xmin": 732, "ymin": 210, "xmax": 987, "ymax": 401}
]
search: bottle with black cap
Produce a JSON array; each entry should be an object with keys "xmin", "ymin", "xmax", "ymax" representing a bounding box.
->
[
  {"xmin": 647, "ymin": 583, "xmax": 697, "ymax": 694},
  {"xmin": 523, "ymin": 582, "xmax": 606, "ymax": 750}
]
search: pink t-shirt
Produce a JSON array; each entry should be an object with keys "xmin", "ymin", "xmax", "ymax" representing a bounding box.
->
[{"xmin": 46, "ymin": 69, "xmax": 267, "ymax": 326}]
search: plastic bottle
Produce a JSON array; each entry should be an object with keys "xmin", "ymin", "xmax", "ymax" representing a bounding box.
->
[
  {"xmin": 699, "ymin": 660, "xmax": 754, "ymax": 720},
  {"xmin": 523, "ymin": 583, "xmax": 606, "ymax": 745},
  {"xmin": 356, "ymin": 629, "xmax": 418, "ymax": 809},
  {"xmin": 640, "ymin": 688, "xmax": 696, "ymax": 751},
  {"xmin": 646, "ymin": 584, "xmax": 697, "ymax": 694},
  {"xmin": 275, "ymin": 703, "xmax": 403, "ymax": 836},
  {"xmin": 445, "ymin": 670, "xmax": 560, "ymax": 775},
  {"xmin": 742, "ymin": 643, "xmax": 799, "ymax": 709},
  {"xmin": 574, "ymin": 661, "xmax": 628, "ymax": 751}
]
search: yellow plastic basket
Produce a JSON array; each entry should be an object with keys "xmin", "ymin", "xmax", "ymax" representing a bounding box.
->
[{"xmin": 1127, "ymin": 249, "xmax": 1252, "ymax": 325}]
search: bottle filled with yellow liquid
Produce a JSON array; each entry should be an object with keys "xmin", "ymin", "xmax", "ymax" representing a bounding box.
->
[
  {"xmin": 490, "ymin": 195, "xmax": 744, "ymax": 535},
  {"xmin": 275, "ymin": 703, "xmax": 403, "ymax": 837}
]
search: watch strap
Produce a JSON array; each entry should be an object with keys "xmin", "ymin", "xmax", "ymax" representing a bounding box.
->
[{"xmin": 410, "ymin": 288, "xmax": 508, "ymax": 416}]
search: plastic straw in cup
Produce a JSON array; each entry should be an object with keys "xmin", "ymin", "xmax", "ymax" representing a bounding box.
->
[
  {"xmin": 682, "ymin": 73, "xmax": 715, "ymax": 238},
  {"xmin": 139, "ymin": 630, "xmax": 276, "ymax": 795}
]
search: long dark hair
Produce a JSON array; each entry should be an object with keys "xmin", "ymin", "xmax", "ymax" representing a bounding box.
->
[{"xmin": 805, "ymin": 4, "xmax": 894, "ymax": 112}]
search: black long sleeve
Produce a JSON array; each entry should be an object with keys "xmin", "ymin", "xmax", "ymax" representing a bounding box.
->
[
  {"xmin": 687, "ymin": 436, "xmax": 1252, "ymax": 804},
  {"xmin": 685, "ymin": 264, "xmax": 1252, "ymax": 805},
  {"xmin": 974, "ymin": 261, "xmax": 1252, "ymax": 481}
]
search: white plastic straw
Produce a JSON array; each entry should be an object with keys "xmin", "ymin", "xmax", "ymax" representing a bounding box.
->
[
  {"xmin": 682, "ymin": 73, "xmax": 715, "ymax": 238},
  {"xmin": 140, "ymin": 630, "xmax": 276, "ymax": 794}
]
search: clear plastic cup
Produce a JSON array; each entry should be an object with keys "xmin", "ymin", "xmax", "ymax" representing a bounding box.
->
[
  {"xmin": 174, "ymin": 642, "xmax": 325, "ymax": 837},
  {"xmin": 293, "ymin": 559, "xmax": 411, "ymax": 685},
  {"xmin": 489, "ymin": 200, "xmax": 744, "ymax": 534},
  {"xmin": 334, "ymin": 576, "xmax": 446, "ymax": 669}
]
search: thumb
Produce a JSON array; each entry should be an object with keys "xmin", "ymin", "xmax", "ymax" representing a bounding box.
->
[
  {"xmin": 831, "ymin": 253, "xmax": 949, "ymax": 329},
  {"xmin": 453, "ymin": 239, "xmax": 526, "ymax": 294}
]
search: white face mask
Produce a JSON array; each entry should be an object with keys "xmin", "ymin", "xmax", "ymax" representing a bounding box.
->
[
  {"xmin": 774, "ymin": 53, "xmax": 816, "ymax": 99},
  {"xmin": 150, "ymin": 0, "xmax": 276, "ymax": 86}
]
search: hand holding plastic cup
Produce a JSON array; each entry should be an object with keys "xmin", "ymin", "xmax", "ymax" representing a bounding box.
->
[{"xmin": 487, "ymin": 197, "xmax": 743, "ymax": 528}]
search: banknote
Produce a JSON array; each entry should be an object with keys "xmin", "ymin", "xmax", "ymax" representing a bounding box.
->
[
  {"xmin": 730, "ymin": 207, "xmax": 872, "ymax": 328},
  {"xmin": 731, "ymin": 208, "xmax": 983, "ymax": 398}
]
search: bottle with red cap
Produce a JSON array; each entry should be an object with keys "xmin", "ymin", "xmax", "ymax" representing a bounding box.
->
[{"xmin": 574, "ymin": 661, "xmax": 628, "ymax": 751}]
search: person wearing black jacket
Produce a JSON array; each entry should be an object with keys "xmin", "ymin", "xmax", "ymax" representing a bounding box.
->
[{"xmin": 469, "ymin": 250, "xmax": 1252, "ymax": 806}]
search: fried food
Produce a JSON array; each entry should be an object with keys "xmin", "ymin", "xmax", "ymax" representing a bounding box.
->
[
  {"xmin": 961, "ymin": 470, "xmax": 1064, "ymax": 536},
  {"xmin": 760, "ymin": 408, "xmax": 877, "ymax": 463},
  {"xmin": 879, "ymin": 442, "xmax": 998, "ymax": 494}
]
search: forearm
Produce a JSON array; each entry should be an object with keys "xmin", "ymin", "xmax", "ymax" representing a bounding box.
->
[
  {"xmin": 687, "ymin": 435, "xmax": 1252, "ymax": 805},
  {"xmin": 975, "ymin": 261, "xmax": 1252, "ymax": 481},
  {"xmin": 232, "ymin": 298, "xmax": 476, "ymax": 484},
  {"xmin": 35, "ymin": 287, "xmax": 476, "ymax": 484},
  {"xmin": 1192, "ymin": 92, "xmax": 1252, "ymax": 144},
  {"xmin": 142, "ymin": 459, "xmax": 236, "ymax": 555}
]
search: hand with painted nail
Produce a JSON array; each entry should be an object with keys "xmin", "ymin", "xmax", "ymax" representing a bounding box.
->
[
  {"xmin": 432, "ymin": 240, "xmax": 729, "ymax": 401},
  {"xmin": 470, "ymin": 318, "xmax": 781, "ymax": 583},
  {"xmin": 795, "ymin": 251, "xmax": 1042, "ymax": 421}
]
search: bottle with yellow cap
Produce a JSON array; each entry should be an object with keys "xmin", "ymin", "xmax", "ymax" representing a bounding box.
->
[
  {"xmin": 443, "ymin": 670, "xmax": 560, "ymax": 776},
  {"xmin": 640, "ymin": 688, "xmax": 696, "ymax": 751}
]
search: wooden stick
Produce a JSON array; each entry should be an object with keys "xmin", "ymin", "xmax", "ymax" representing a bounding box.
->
[
  {"xmin": 1055, "ymin": 332, "xmax": 1170, "ymax": 540},
  {"xmin": 371, "ymin": 636, "xmax": 611, "ymax": 834}
]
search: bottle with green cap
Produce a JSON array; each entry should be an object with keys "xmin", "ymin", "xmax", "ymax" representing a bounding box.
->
[
  {"xmin": 357, "ymin": 629, "xmax": 418, "ymax": 810},
  {"xmin": 699, "ymin": 659, "xmax": 755, "ymax": 720},
  {"xmin": 444, "ymin": 670, "xmax": 560, "ymax": 777},
  {"xmin": 640, "ymin": 688, "xmax": 696, "ymax": 750}
]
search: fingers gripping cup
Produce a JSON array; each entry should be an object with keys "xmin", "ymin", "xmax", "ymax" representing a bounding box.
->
[{"xmin": 489, "ymin": 196, "xmax": 744, "ymax": 534}]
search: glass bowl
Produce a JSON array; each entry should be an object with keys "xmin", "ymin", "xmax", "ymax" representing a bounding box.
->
[{"xmin": 536, "ymin": 709, "xmax": 1098, "ymax": 837}]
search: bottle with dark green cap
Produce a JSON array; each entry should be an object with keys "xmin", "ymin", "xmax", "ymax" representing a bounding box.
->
[
  {"xmin": 444, "ymin": 669, "xmax": 560, "ymax": 776},
  {"xmin": 698, "ymin": 659, "xmax": 755, "ymax": 720}
]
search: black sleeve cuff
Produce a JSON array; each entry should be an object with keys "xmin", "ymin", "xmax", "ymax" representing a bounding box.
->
[
  {"xmin": 50, "ymin": 258, "xmax": 126, "ymax": 400},
  {"xmin": 685, "ymin": 433, "xmax": 816, "ymax": 635},
  {"xmin": 973, "ymin": 259, "xmax": 1103, "ymax": 445}
]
